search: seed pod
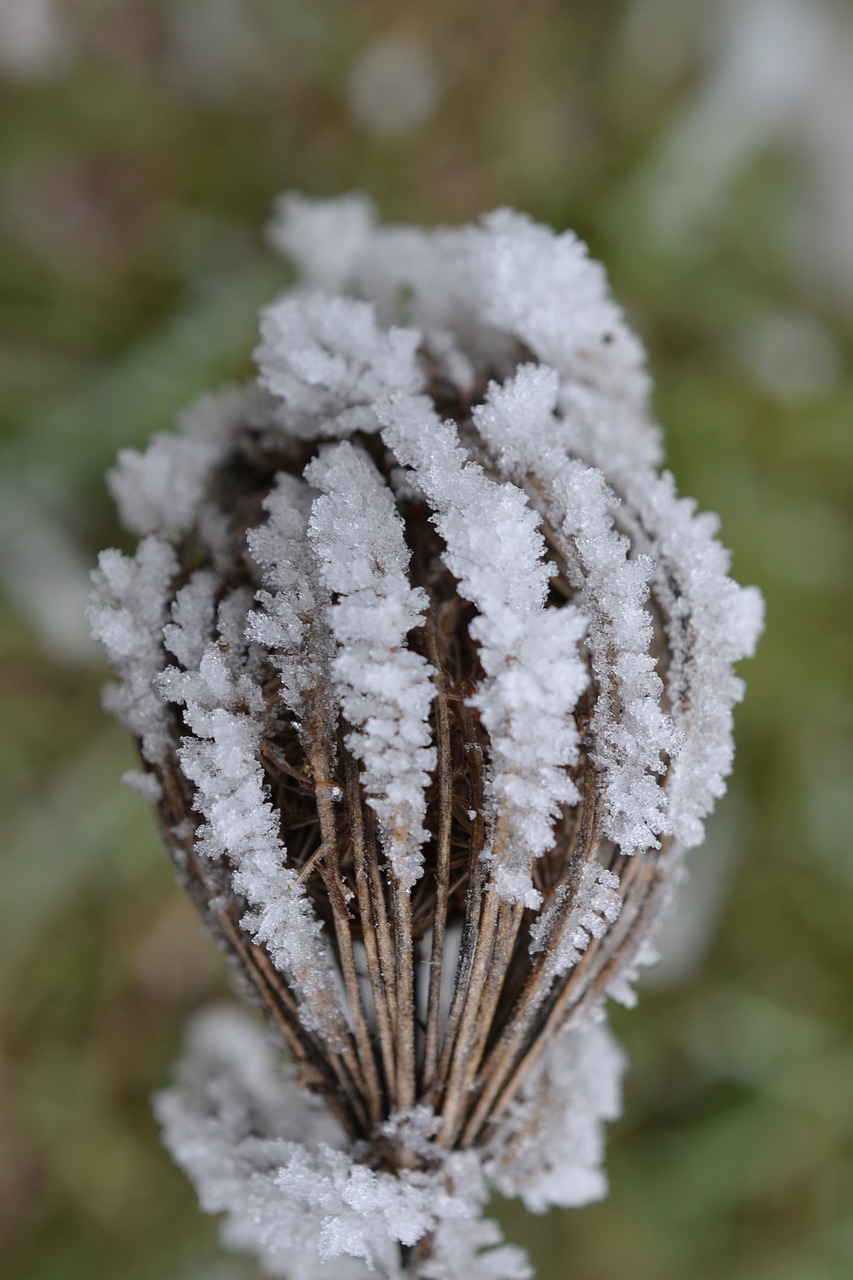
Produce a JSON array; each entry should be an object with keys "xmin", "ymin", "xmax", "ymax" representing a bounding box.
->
[{"xmin": 90, "ymin": 196, "xmax": 763, "ymax": 1280}]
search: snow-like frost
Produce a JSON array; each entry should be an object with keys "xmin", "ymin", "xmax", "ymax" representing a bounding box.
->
[
  {"xmin": 471, "ymin": 208, "xmax": 650, "ymax": 406},
  {"xmin": 159, "ymin": 1006, "xmax": 531, "ymax": 1280},
  {"xmin": 246, "ymin": 472, "xmax": 334, "ymax": 721},
  {"xmin": 379, "ymin": 393, "xmax": 588, "ymax": 907},
  {"xmin": 158, "ymin": 611, "xmax": 348, "ymax": 1046},
  {"xmin": 528, "ymin": 863, "xmax": 623, "ymax": 982},
  {"xmin": 305, "ymin": 442, "xmax": 436, "ymax": 888},
  {"xmin": 108, "ymin": 386, "xmax": 251, "ymax": 538},
  {"xmin": 256, "ymin": 293, "xmax": 423, "ymax": 439},
  {"xmin": 487, "ymin": 1019, "xmax": 625, "ymax": 1213},
  {"xmin": 90, "ymin": 194, "xmax": 763, "ymax": 1280},
  {"xmin": 473, "ymin": 363, "xmax": 679, "ymax": 854},
  {"xmin": 268, "ymin": 191, "xmax": 376, "ymax": 294},
  {"xmin": 615, "ymin": 470, "xmax": 765, "ymax": 846},
  {"xmin": 87, "ymin": 535, "xmax": 177, "ymax": 764}
]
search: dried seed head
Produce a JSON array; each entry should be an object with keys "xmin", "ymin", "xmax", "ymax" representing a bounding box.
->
[{"xmin": 90, "ymin": 196, "xmax": 763, "ymax": 1280}]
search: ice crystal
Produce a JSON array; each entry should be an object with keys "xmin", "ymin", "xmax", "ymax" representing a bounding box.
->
[{"xmin": 92, "ymin": 195, "xmax": 762, "ymax": 1279}]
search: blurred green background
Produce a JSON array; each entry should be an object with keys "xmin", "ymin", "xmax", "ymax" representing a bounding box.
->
[{"xmin": 1, "ymin": 2, "xmax": 851, "ymax": 1278}]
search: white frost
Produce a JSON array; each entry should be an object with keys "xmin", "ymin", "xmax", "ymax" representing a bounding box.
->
[
  {"xmin": 158, "ymin": 620, "xmax": 347, "ymax": 1046},
  {"xmin": 159, "ymin": 1005, "xmax": 532, "ymax": 1280},
  {"xmin": 380, "ymin": 393, "xmax": 588, "ymax": 907},
  {"xmin": 487, "ymin": 1019, "xmax": 625, "ymax": 1213},
  {"xmin": 255, "ymin": 292, "xmax": 423, "ymax": 439},
  {"xmin": 88, "ymin": 535, "xmax": 177, "ymax": 764},
  {"xmin": 306, "ymin": 442, "xmax": 436, "ymax": 888},
  {"xmin": 473, "ymin": 364, "xmax": 679, "ymax": 854},
  {"xmin": 108, "ymin": 386, "xmax": 250, "ymax": 539}
]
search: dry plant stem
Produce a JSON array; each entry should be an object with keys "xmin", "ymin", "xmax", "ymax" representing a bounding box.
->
[
  {"xmin": 392, "ymin": 880, "xmax": 417, "ymax": 1112},
  {"xmin": 422, "ymin": 625, "xmax": 453, "ymax": 1092},
  {"xmin": 308, "ymin": 727, "xmax": 383, "ymax": 1127},
  {"xmin": 346, "ymin": 756, "xmax": 397, "ymax": 1106},
  {"xmin": 489, "ymin": 855, "xmax": 667, "ymax": 1131},
  {"xmin": 157, "ymin": 765, "xmax": 366, "ymax": 1136},
  {"xmin": 438, "ymin": 887, "xmax": 501, "ymax": 1144},
  {"xmin": 365, "ymin": 808, "xmax": 398, "ymax": 1021},
  {"xmin": 460, "ymin": 764, "xmax": 603, "ymax": 1144},
  {"xmin": 436, "ymin": 703, "xmax": 486, "ymax": 1088},
  {"xmin": 455, "ymin": 899, "xmax": 525, "ymax": 1134}
]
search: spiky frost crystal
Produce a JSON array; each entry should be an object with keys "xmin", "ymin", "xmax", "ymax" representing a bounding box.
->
[{"xmin": 90, "ymin": 195, "xmax": 763, "ymax": 1279}]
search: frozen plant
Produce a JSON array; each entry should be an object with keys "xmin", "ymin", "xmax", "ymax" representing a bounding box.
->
[{"xmin": 90, "ymin": 195, "xmax": 763, "ymax": 1279}]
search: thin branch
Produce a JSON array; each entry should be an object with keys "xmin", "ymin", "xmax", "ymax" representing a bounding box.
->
[
  {"xmin": 437, "ymin": 886, "xmax": 500, "ymax": 1145},
  {"xmin": 346, "ymin": 755, "xmax": 396, "ymax": 1107},
  {"xmin": 310, "ymin": 732, "xmax": 383, "ymax": 1129},
  {"xmin": 422, "ymin": 622, "xmax": 453, "ymax": 1092},
  {"xmin": 487, "ymin": 854, "xmax": 667, "ymax": 1130},
  {"xmin": 460, "ymin": 762, "xmax": 602, "ymax": 1144},
  {"xmin": 392, "ymin": 878, "xmax": 417, "ymax": 1112},
  {"xmin": 435, "ymin": 702, "xmax": 486, "ymax": 1090}
]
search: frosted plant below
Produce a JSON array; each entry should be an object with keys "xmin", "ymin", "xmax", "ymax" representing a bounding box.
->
[{"xmin": 90, "ymin": 194, "xmax": 763, "ymax": 1279}]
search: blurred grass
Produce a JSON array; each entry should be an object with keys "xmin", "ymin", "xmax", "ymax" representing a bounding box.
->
[{"xmin": 1, "ymin": 2, "xmax": 851, "ymax": 1278}]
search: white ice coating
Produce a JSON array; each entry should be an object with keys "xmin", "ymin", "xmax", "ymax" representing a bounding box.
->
[
  {"xmin": 88, "ymin": 534, "xmax": 177, "ymax": 765},
  {"xmin": 267, "ymin": 191, "xmax": 376, "ymax": 294},
  {"xmin": 378, "ymin": 393, "xmax": 588, "ymax": 908},
  {"xmin": 528, "ymin": 863, "xmax": 623, "ymax": 982},
  {"xmin": 108, "ymin": 386, "xmax": 251, "ymax": 538},
  {"xmin": 473, "ymin": 363, "xmax": 680, "ymax": 854},
  {"xmin": 267, "ymin": 193, "xmax": 762, "ymax": 858},
  {"xmin": 162, "ymin": 569, "xmax": 217, "ymax": 672},
  {"xmin": 305, "ymin": 442, "xmax": 436, "ymax": 888},
  {"xmin": 246, "ymin": 472, "xmax": 333, "ymax": 720},
  {"xmin": 468, "ymin": 208, "xmax": 650, "ymax": 404},
  {"xmin": 615, "ymin": 471, "xmax": 765, "ymax": 847},
  {"xmin": 89, "ymin": 195, "xmax": 763, "ymax": 1280},
  {"xmin": 255, "ymin": 292, "xmax": 423, "ymax": 439},
  {"xmin": 158, "ymin": 1006, "xmax": 533, "ymax": 1280},
  {"xmin": 487, "ymin": 1018, "xmax": 625, "ymax": 1213},
  {"xmin": 157, "ymin": 609, "xmax": 348, "ymax": 1046}
]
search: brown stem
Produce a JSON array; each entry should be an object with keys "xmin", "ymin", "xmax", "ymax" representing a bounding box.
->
[
  {"xmin": 436, "ymin": 702, "xmax": 486, "ymax": 1088},
  {"xmin": 346, "ymin": 756, "xmax": 396, "ymax": 1107},
  {"xmin": 310, "ymin": 734, "xmax": 383, "ymax": 1129},
  {"xmin": 392, "ymin": 879, "xmax": 417, "ymax": 1111},
  {"xmin": 438, "ymin": 887, "xmax": 500, "ymax": 1144},
  {"xmin": 488, "ymin": 854, "xmax": 668, "ymax": 1129},
  {"xmin": 460, "ymin": 763, "xmax": 602, "ymax": 1144},
  {"xmin": 422, "ymin": 624, "xmax": 453, "ymax": 1092}
]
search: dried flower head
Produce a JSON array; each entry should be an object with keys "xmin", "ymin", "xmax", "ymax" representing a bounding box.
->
[{"xmin": 89, "ymin": 195, "xmax": 763, "ymax": 1279}]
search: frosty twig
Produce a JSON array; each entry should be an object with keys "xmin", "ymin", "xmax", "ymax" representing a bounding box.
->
[{"xmin": 91, "ymin": 194, "xmax": 763, "ymax": 1280}]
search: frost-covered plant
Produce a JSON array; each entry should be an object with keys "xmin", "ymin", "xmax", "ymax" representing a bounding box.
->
[{"xmin": 89, "ymin": 194, "xmax": 763, "ymax": 1279}]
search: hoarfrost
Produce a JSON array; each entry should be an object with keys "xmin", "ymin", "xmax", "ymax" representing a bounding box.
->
[
  {"xmin": 246, "ymin": 472, "xmax": 332, "ymax": 720},
  {"xmin": 158, "ymin": 620, "xmax": 347, "ymax": 1045},
  {"xmin": 255, "ymin": 293, "xmax": 423, "ymax": 438},
  {"xmin": 159, "ymin": 1007, "xmax": 531, "ymax": 1280},
  {"xmin": 379, "ymin": 393, "xmax": 588, "ymax": 907},
  {"xmin": 87, "ymin": 535, "xmax": 177, "ymax": 764},
  {"xmin": 268, "ymin": 191, "xmax": 376, "ymax": 294},
  {"xmin": 618, "ymin": 470, "xmax": 765, "ymax": 846},
  {"xmin": 487, "ymin": 1020, "xmax": 625, "ymax": 1213},
  {"xmin": 528, "ymin": 864, "xmax": 623, "ymax": 981},
  {"xmin": 305, "ymin": 442, "xmax": 436, "ymax": 887},
  {"xmin": 108, "ymin": 386, "xmax": 250, "ymax": 538},
  {"xmin": 90, "ymin": 194, "xmax": 763, "ymax": 1280},
  {"xmin": 474, "ymin": 364, "xmax": 678, "ymax": 854}
]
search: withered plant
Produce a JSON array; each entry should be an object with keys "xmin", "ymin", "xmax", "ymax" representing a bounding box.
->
[{"xmin": 90, "ymin": 196, "xmax": 762, "ymax": 1279}]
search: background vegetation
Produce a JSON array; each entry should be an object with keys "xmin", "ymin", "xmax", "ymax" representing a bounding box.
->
[{"xmin": 1, "ymin": 2, "xmax": 851, "ymax": 1277}]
